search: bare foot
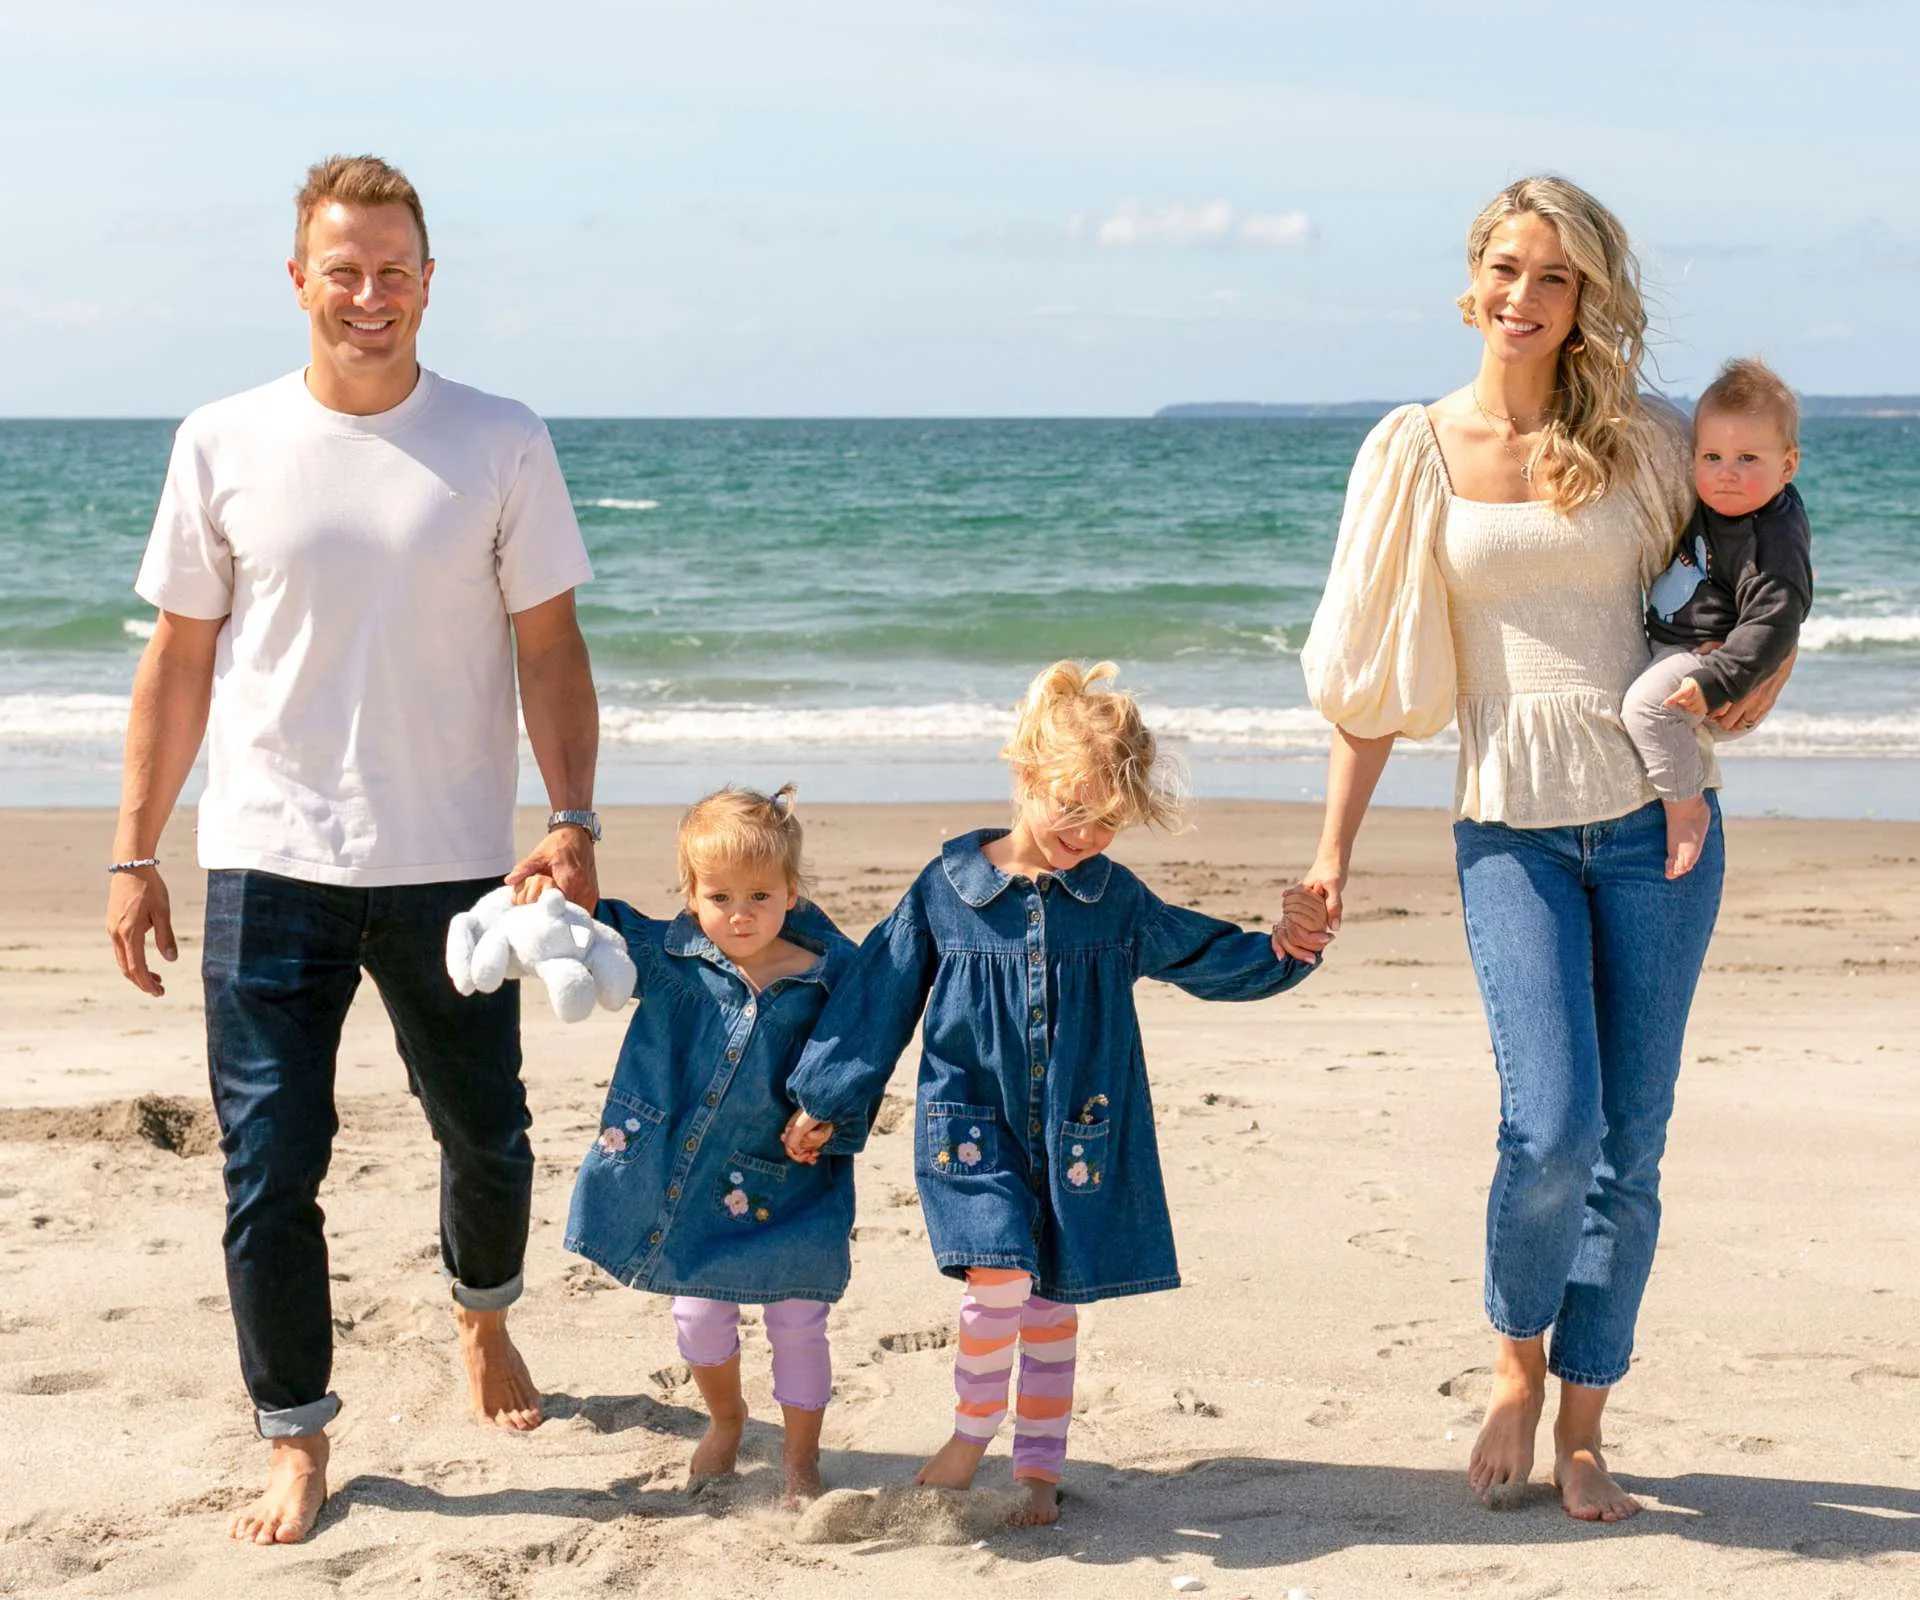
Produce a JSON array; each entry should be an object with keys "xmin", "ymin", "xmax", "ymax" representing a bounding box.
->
[
  {"xmin": 228, "ymin": 1435, "xmax": 329, "ymax": 1546},
  {"xmin": 783, "ymin": 1449, "xmax": 825, "ymax": 1508},
  {"xmin": 915, "ymin": 1434, "xmax": 988, "ymax": 1491},
  {"xmin": 689, "ymin": 1410, "xmax": 745, "ymax": 1481},
  {"xmin": 1555, "ymin": 1440, "xmax": 1640, "ymax": 1523},
  {"xmin": 1468, "ymin": 1337, "xmax": 1546, "ymax": 1507},
  {"xmin": 1663, "ymin": 795, "xmax": 1710, "ymax": 880},
  {"xmin": 453, "ymin": 1306, "xmax": 543, "ymax": 1430},
  {"xmin": 1009, "ymin": 1478, "xmax": 1060, "ymax": 1527},
  {"xmin": 781, "ymin": 1402, "xmax": 826, "ymax": 1508}
]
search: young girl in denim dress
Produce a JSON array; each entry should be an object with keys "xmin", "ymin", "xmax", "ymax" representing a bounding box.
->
[
  {"xmin": 782, "ymin": 661, "xmax": 1328, "ymax": 1526},
  {"xmin": 554, "ymin": 786, "xmax": 854, "ymax": 1506}
]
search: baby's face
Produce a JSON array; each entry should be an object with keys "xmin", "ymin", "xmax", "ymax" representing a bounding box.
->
[
  {"xmin": 1693, "ymin": 407, "xmax": 1799, "ymax": 519},
  {"xmin": 689, "ymin": 864, "xmax": 797, "ymax": 967}
]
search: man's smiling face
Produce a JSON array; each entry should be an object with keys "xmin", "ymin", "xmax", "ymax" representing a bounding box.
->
[{"xmin": 290, "ymin": 200, "xmax": 432, "ymax": 396}]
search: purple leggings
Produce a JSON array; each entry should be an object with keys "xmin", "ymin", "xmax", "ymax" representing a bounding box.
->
[{"xmin": 670, "ymin": 1296, "xmax": 832, "ymax": 1412}]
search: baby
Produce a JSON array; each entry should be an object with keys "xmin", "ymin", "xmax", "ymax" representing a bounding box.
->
[{"xmin": 1624, "ymin": 357, "xmax": 1814, "ymax": 877}]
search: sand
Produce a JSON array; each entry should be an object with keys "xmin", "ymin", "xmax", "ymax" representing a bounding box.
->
[{"xmin": 2, "ymin": 801, "xmax": 1916, "ymax": 1599}]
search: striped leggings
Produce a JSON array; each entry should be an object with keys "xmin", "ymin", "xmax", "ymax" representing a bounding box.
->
[{"xmin": 951, "ymin": 1268, "xmax": 1079, "ymax": 1483}]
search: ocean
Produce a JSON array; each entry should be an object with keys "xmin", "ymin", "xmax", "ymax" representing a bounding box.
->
[{"xmin": 3, "ymin": 415, "xmax": 1916, "ymax": 817}]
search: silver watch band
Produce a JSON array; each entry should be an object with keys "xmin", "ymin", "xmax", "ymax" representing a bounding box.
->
[{"xmin": 547, "ymin": 809, "xmax": 602, "ymax": 842}]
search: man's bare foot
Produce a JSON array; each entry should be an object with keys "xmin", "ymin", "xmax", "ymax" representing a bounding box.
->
[
  {"xmin": 1468, "ymin": 1336, "xmax": 1546, "ymax": 1507},
  {"xmin": 453, "ymin": 1306, "xmax": 543, "ymax": 1430},
  {"xmin": 915, "ymin": 1434, "xmax": 988, "ymax": 1491},
  {"xmin": 228, "ymin": 1435, "xmax": 329, "ymax": 1546},
  {"xmin": 1009, "ymin": 1478, "xmax": 1060, "ymax": 1527},
  {"xmin": 1663, "ymin": 795, "xmax": 1710, "ymax": 880},
  {"xmin": 689, "ymin": 1409, "xmax": 745, "ymax": 1481},
  {"xmin": 1554, "ymin": 1440, "xmax": 1640, "ymax": 1523}
]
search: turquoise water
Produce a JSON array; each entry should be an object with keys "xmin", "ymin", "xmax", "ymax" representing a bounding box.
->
[{"xmin": 2, "ymin": 415, "xmax": 1916, "ymax": 814}]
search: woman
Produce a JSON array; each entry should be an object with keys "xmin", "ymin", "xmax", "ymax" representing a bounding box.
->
[{"xmin": 1281, "ymin": 176, "xmax": 1788, "ymax": 1523}]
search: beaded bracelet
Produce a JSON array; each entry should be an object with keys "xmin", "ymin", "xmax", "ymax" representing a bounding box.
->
[{"xmin": 107, "ymin": 858, "xmax": 160, "ymax": 874}]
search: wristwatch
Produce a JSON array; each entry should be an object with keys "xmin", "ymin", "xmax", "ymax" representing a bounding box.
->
[{"xmin": 546, "ymin": 809, "xmax": 602, "ymax": 842}]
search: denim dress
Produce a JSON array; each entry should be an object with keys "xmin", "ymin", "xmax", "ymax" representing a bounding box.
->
[
  {"xmin": 564, "ymin": 899, "xmax": 856, "ymax": 1304},
  {"xmin": 788, "ymin": 830, "xmax": 1318, "ymax": 1304}
]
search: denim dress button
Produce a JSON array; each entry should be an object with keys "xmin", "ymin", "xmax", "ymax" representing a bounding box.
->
[
  {"xmin": 683, "ymin": 1138, "xmax": 698, "ymax": 1153},
  {"xmin": 667, "ymin": 1184, "xmax": 680, "ymax": 1201},
  {"xmin": 1030, "ymin": 1005, "xmax": 1043, "ymax": 1021}
]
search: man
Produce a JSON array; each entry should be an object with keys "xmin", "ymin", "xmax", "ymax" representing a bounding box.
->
[{"xmin": 105, "ymin": 154, "xmax": 600, "ymax": 1546}]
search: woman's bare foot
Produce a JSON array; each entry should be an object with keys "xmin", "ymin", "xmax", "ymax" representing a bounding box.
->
[
  {"xmin": 1468, "ymin": 1336, "xmax": 1546, "ymax": 1507},
  {"xmin": 229, "ymin": 1434, "xmax": 329, "ymax": 1546},
  {"xmin": 1009, "ymin": 1478, "xmax": 1060, "ymax": 1527},
  {"xmin": 1663, "ymin": 795, "xmax": 1711, "ymax": 879},
  {"xmin": 1552, "ymin": 1381, "xmax": 1639, "ymax": 1522},
  {"xmin": 915, "ymin": 1435, "xmax": 988, "ymax": 1490},
  {"xmin": 453, "ymin": 1306, "xmax": 543, "ymax": 1430},
  {"xmin": 1554, "ymin": 1441, "xmax": 1640, "ymax": 1522}
]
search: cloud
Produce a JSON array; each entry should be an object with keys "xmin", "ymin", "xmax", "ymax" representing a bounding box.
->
[{"xmin": 1091, "ymin": 199, "xmax": 1312, "ymax": 249}]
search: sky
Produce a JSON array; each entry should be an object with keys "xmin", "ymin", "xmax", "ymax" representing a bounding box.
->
[{"xmin": 2, "ymin": 0, "xmax": 1916, "ymax": 417}]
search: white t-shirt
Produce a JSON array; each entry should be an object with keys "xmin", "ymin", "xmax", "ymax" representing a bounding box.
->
[{"xmin": 136, "ymin": 368, "xmax": 593, "ymax": 887}]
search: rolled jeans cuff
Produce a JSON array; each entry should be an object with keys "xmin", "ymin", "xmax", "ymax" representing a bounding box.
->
[
  {"xmin": 257, "ymin": 1392, "xmax": 341, "ymax": 1439},
  {"xmin": 447, "ymin": 1268, "xmax": 524, "ymax": 1313}
]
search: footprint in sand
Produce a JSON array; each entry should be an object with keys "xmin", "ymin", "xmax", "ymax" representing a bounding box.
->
[
  {"xmin": 10, "ymin": 1370, "xmax": 105, "ymax": 1395},
  {"xmin": 1307, "ymin": 1397, "xmax": 1354, "ymax": 1428},
  {"xmin": 1851, "ymin": 1364, "xmax": 1920, "ymax": 1391},
  {"xmin": 1348, "ymin": 1228, "xmax": 1418, "ymax": 1259},
  {"xmin": 1346, "ymin": 1179, "xmax": 1402, "ymax": 1206},
  {"xmin": 650, "ymin": 1362, "xmax": 693, "ymax": 1391},
  {"xmin": 1173, "ymin": 1386, "xmax": 1222, "ymax": 1418},
  {"xmin": 875, "ymin": 1327, "xmax": 955, "ymax": 1357},
  {"xmin": 1437, "ymin": 1367, "xmax": 1493, "ymax": 1405}
]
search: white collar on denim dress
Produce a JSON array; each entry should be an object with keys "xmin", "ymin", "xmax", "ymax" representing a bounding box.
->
[
  {"xmin": 662, "ymin": 899, "xmax": 836, "ymax": 985},
  {"xmin": 940, "ymin": 827, "xmax": 1114, "ymax": 908}
]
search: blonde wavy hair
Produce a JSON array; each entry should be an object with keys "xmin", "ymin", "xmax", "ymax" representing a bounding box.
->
[
  {"xmin": 1457, "ymin": 175, "xmax": 1658, "ymax": 515},
  {"xmin": 676, "ymin": 784, "xmax": 808, "ymax": 899},
  {"xmin": 1002, "ymin": 661, "xmax": 1186, "ymax": 832}
]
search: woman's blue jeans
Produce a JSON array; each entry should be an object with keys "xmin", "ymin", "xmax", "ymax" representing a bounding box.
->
[
  {"xmin": 203, "ymin": 870, "xmax": 531, "ymax": 1437},
  {"xmin": 1454, "ymin": 796, "xmax": 1723, "ymax": 1388}
]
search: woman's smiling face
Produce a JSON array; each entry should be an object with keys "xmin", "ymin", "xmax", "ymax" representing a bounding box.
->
[{"xmin": 1469, "ymin": 212, "xmax": 1581, "ymax": 366}]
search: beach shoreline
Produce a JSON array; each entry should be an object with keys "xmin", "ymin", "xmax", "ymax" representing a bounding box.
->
[{"xmin": 3, "ymin": 801, "xmax": 1917, "ymax": 1596}]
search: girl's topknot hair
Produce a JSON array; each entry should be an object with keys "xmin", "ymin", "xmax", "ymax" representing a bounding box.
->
[
  {"xmin": 1002, "ymin": 660, "xmax": 1186, "ymax": 833},
  {"xmin": 675, "ymin": 783, "xmax": 807, "ymax": 898}
]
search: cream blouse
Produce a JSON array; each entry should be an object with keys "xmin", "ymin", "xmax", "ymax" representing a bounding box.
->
[{"xmin": 1301, "ymin": 403, "xmax": 1709, "ymax": 828}]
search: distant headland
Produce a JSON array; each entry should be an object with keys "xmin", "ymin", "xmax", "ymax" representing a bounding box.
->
[{"xmin": 1155, "ymin": 396, "xmax": 1920, "ymax": 420}]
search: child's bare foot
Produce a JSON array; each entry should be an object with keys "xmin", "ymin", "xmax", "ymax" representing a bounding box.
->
[
  {"xmin": 1009, "ymin": 1478, "xmax": 1060, "ymax": 1527},
  {"xmin": 783, "ymin": 1450, "xmax": 825, "ymax": 1508},
  {"xmin": 781, "ymin": 1402, "xmax": 827, "ymax": 1508},
  {"xmin": 228, "ymin": 1435, "xmax": 329, "ymax": 1545},
  {"xmin": 1663, "ymin": 795, "xmax": 1711, "ymax": 880},
  {"xmin": 1468, "ymin": 1336, "xmax": 1546, "ymax": 1507},
  {"xmin": 453, "ymin": 1306, "xmax": 543, "ymax": 1430},
  {"xmin": 689, "ymin": 1408, "xmax": 746, "ymax": 1481},
  {"xmin": 915, "ymin": 1434, "xmax": 988, "ymax": 1491},
  {"xmin": 1554, "ymin": 1439, "xmax": 1640, "ymax": 1523}
]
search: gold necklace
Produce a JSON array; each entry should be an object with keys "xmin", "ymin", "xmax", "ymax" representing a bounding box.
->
[{"xmin": 1472, "ymin": 386, "xmax": 1545, "ymax": 483}]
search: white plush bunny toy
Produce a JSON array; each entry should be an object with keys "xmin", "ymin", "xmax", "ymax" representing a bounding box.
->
[{"xmin": 446, "ymin": 886, "xmax": 636, "ymax": 1024}]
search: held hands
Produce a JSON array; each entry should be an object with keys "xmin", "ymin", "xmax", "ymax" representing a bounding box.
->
[
  {"xmin": 1662, "ymin": 676, "xmax": 1710, "ymax": 717},
  {"xmin": 1272, "ymin": 874, "xmax": 1338, "ymax": 964},
  {"xmin": 506, "ymin": 826, "xmax": 599, "ymax": 912},
  {"xmin": 781, "ymin": 1109, "xmax": 834, "ymax": 1166},
  {"xmin": 107, "ymin": 864, "xmax": 176, "ymax": 997}
]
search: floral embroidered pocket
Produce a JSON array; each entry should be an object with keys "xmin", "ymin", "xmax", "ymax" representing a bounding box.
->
[
  {"xmin": 1057, "ymin": 1118, "xmax": 1109, "ymax": 1196},
  {"xmin": 718, "ymin": 1150, "xmax": 789, "ymax": 1225},
  {"xmin": 923, "ymin": 1101, "xmax": 1000, "ymax": 1179},
  {"xmin": 590, "ymin": 1090, "xmax": 665, "ymax": 1165}
]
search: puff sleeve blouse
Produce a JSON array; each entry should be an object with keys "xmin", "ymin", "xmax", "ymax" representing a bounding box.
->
[{"xmin": 1300, "ymin": 403, "xmax": 1701, "ymax": 828}]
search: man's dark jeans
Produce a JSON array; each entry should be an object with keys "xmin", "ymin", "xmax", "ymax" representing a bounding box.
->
[{"xmin": 203, "ymin": 870, "xmax": 530, "ymax": 1438}]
